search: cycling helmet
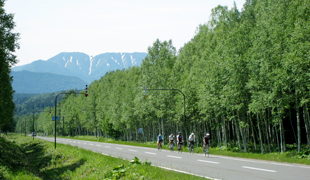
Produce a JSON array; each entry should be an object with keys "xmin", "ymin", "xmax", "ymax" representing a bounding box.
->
[
  {"xmin": 191, "ymin": 133, "xmax": 194, "ymax": 136},
  {"xmin": 178, "ymin": 132, "xmax": 181, "ymax": 134},
  {"xmin": 206, "ymin": 133, "xmax": 210, "ymax": 136},
  {"xmin": 159, "ymin": 134, "xmax": 161, "ymax": 136}
]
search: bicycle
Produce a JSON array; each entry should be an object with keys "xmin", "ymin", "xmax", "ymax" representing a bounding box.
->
[
  {"xmin": 188, "ymin": 142, "xmax": 194, "ymax": 154},
  {"xmin": 203, "ymin": 144, "xmax": 209, "ymax": 157},
  {"xmin": 157, "ymin": 141, "xmax": 162, "ymax": 151},
  {"xmin": 169, "ymin": 142, "xmax": 174, "ymax": 151},
  {"xmin": 177, "ymin": 143, "xmax": 183, "ymax": 153}
]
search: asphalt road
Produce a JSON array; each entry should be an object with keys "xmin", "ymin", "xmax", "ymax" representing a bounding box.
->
[{"xmin": 36, "ymin": 136, "xmax": 310, "ymax": 180}]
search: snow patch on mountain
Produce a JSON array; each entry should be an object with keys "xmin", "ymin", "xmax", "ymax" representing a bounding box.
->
[
  {"xmin": 130, "ymin": 55, "xmax": 136, "ymax": 65},
  {"xmin": 70, "ymin": 56, "xmax": 73, "ymax": 63},
  {"xmin": 89, "ymin": 55, "xmax": 93, "ymax": 75},
  {"xmin": 111, "ymin": 57, "xmax": 119, "ymax": 65},
  {"xmin": 76, "ymin": 60, "xmax": 79, "ymax": 66},
  {"xmin": 121, "ymin": 53, "xmax": 126, "ymax": 67},
  {"xmin": 65, "ymin": 57, "xmax": 69, "ymax": 68},
  {"xmin": 96, "ymin": 59, "xmax": 101, "ymax": 67}
]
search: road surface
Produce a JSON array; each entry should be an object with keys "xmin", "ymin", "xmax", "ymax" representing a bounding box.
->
[{"xmin": 36, "ymin": 136, "xmax": 310, "ymax": 180}]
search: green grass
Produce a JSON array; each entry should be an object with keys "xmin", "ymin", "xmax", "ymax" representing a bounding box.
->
[
  {"xmin": 58, "ymin": 135, "xmax": 310, "ymax": 166},
  {"xmin": 0, "ymin": 134, "xmax": 207, "ymax": 180}
]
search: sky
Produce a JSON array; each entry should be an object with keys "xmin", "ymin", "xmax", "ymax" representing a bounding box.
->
[{"xmin": 5, "ymin": 0, "xmax": 246, "ymax": 67}]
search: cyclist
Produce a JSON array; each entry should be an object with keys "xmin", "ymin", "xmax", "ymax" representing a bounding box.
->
[
  {"xmin": 203, "ymin": 133, "xmax": 211, "ymax": 154},
  {"xmin": 176, "ymin": 132, "xmax": 184, "ymax": 151},
  {"xmin": 169, "ymin": 133, "xmax": 174, "ymax": 150},
  {"xmin": 157, "ymin": 134, "xmax": 163, "ymax": 149},
  {"xmin": 188, "ymin": 133, "xmax": 195, "ymax": 151}
]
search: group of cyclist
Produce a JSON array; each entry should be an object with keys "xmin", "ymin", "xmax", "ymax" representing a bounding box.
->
[{"xmin": 157, "ymin": 132, "xmax": 210, "ymax": 152}]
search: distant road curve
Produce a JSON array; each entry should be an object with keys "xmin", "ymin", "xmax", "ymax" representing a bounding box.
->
[{"xmin": 37, "ymin": 136, "xmax": 310, "ymax": 180}]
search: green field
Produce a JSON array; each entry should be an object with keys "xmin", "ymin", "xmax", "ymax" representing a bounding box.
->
[{"xmin": 0, "ymin": 134, "xmax": 207, "ymax": 180}]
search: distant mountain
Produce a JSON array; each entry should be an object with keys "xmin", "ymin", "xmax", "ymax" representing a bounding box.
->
[
  {"xmin": 11, "ymin": 71, "xmax": 88, "ymax": 94},
  {"xmin": 12, "ymin": 52, "xmax": 147, "ymax": 83}
]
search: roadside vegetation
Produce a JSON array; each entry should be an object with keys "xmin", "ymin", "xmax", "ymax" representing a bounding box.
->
[
  {"xmin": 0, "ymin": 134, "xmax": 207, "ymax": 180},
  {"xmin": 58, "ymin": 135, "xmax": 310, "ymax": 166}
]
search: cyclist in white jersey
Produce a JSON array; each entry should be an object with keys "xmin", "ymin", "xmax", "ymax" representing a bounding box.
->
[{"xmin": 188, "ymin": 133, "xmax": 195, "ymax": 147}]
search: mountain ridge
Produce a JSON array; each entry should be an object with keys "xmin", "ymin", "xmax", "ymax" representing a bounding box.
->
[{"xmin": 12, "ymin": 52, "xmax": 147, "ymax": 83}]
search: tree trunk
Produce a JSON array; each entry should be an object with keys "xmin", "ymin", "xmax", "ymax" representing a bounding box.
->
[
  {"xmin": 303, "ymin": 104, "xmax": 310, "ymax": 147},
  {"xmin": 296, "ymin": 103, "xmax": 301, "ymax": 153},
  {"xmin": 249, "ymin": 114, "xmax": 257, "ymax": 150},
  {"xmin": 257, "ymin": 113, "xmax": 264, "ymax": 154},
  {"xmin": 222, "ymin": 114, "xmax": 227, "ymax": 147},
  {"xmin": 264, "ymin": 112, "xmax": 271, "ymax": 153},
  {"xmin": 234, "ymin": 118, "xmax": 242, "ymax": 152}
]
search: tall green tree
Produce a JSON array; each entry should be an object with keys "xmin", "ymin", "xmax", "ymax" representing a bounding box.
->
[{"xmin": 0, "ymin": 0, "xmax": 19, "ymax": 135}]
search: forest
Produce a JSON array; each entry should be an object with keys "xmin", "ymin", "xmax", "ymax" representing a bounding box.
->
[{"xmin": 15, "ymin": 0, "xmax": 310, "ymax": 154}]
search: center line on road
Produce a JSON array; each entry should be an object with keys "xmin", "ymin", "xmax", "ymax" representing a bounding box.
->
[
  {"xmin": 145, "ymin": 152, "xmax": 156, "ymax": 155},
  {"xmin": 128, "ymin": 149, "xmax": 137, "ymax": 152},
  {"xmin": 167, "ymin": 155, "xmax": 182, "ymax": 159},
  {"xmin": 105, "ymin": 146, "xmax": 111, "ymax": 148},
  {"xmin": 116, "ymin": 147, "xmax": 122, "ymax": 150},
  {"xmin": 242, "ymin": 166, "xmax": 276, "ymax": 173},
  {"xmin": 197, "ymin": 160, "xmax": 220, "ymax": 164}
]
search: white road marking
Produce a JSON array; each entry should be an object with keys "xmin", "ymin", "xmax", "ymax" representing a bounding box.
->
[
  {"xmin": 105, "ymin": 146, "xmax": 111, "ymax": 148},
  {"xmin": 298, "ymin": 166, "xmax": 310, "ymax": 169},
  {"xmin": 270, "ymin": 162, "xmax": 293, "ymax": 167},
  {"xmin": 128, "ymin": 149, "xmax": 137, "ymax": 152},
  {"xmin": 197, "ymin": 160, "xmax": 219, "ymax": 164},
  {"xmin": 116, "ymin": 147, "xmax": 122, "ymax": 150},
  {"xmin": 167, "ymin": 155, "xmax": 182, "ymax": 159},
  {"xmin": 145, "ymin": 152, "xmax": 156, "ymax": 155},
  {"xmin": 97, "ymin": 145, "xmax": 101, "ymax": 147},
  {"xmin": 154, "ymin": 165, "xmax": 221, "ymax": 180},
  {"xmin": 242, "ymin": 166, "xmax": 276, "ymax": 173}
]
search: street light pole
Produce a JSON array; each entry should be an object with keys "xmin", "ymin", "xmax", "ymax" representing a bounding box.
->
[
  {"xmin": 144, "ymin": 87, "xmax": 187, "ymax": 136},
  {"xmin": 54, "ymin": 85, "xmax": 88, "ymax": 149}
]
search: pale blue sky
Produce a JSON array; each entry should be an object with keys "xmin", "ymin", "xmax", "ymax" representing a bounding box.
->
[{"xmin": 5, "ymin": 0, "xmax": 246, "ymax": 66}]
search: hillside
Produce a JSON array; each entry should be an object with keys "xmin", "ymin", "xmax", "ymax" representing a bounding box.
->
[{"xmin": 11, "ymin": 71, "xmax": 87, "ymax": 94}]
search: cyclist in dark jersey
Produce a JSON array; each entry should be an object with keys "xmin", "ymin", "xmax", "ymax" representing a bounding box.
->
[
  {"xmin": 177, "ymin": 132, "xmax": 184, "ymax": 150},
  {"xmin": 203, "ymin": 133, "xmax": 210, "ymax": 150}
]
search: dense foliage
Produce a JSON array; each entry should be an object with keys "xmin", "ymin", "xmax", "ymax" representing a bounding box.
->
[
  {"xmin": 0, "ymin": 0, "xmax": 19, "ymax": 134},
  {"xmin": 16, "ymin": 0, "xmax": 310, "ymax": 154}
]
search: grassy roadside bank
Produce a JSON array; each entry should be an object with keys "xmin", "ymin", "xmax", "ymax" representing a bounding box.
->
[
  {"xmin": 0, "ymin": 134, "xmax": 207, "ymax": 180},
  {"xmin": 57, "ymin": 135, "xmax": 310, "ymax": 166}
]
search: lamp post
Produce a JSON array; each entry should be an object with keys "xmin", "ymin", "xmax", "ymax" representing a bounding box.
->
[
  {"xmin": 144, "ymin": 87, "xmax": 187, "ymax": 136},
  {"xmin": 54, "ymin": 85, "xmax": 88, "ymax": 149}
]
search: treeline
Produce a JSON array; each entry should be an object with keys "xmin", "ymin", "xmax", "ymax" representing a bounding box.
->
[
  {"xmin": 17, "ymin": 0, "xmax": 310, "ymax": 153},
  {"xmin": 14, "ymin": 92, "xmax": 64, "ymax": 116}
]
